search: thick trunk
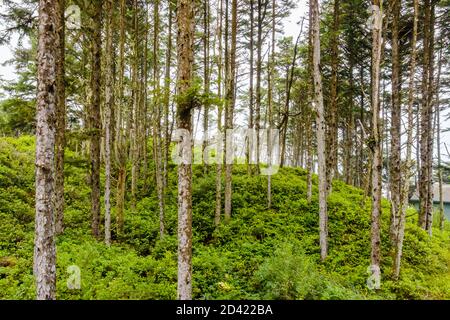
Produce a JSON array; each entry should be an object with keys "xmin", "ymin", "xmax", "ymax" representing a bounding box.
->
[
  {"xmin": 176, "ymin": 0, "xmax": 195, "ymax": 300},
  {"xmin": 311, "ymin": 0, "xmax": 328, "ymax": 261},
  {"xmin": 34, "ymin": 0, "xmax": 58, "ymax": 300}
]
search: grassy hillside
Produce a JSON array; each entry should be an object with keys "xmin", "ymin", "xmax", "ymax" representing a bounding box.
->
[{"xmin": 0, "ymin": 135, "xmax": 449, "ymax": 299}]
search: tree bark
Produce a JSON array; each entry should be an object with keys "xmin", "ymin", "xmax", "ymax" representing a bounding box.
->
[
  {"xmin": 89, "ymin": 0, "xmax": 102, "ymax": 239},
  {"xmin": 395, "ymin": 0, "xmax": 418, "ymax": 279},
  {"xmin": 369, "ymin": 0, "xmax": 383, "ymax": 288},
  {"xmin": 104, "ymin": 0, "xmax": 114, "ymax": 246},
  {"xmin": 311, "ymin": 0, "xmax": 328, "ymax": 261},
  {"xmin": 115, "ymin": 0, "xmax": 127, "ymax": 236},
  {"xmin": 247, "ymin": 0, "xmax": 254, "ymax": 175},
  {"xmin": 224, "ymin": 0, "xmax": 237, "ymax": 222},
  {"xmin": 176, "ymin": 0, "xmax": 195, "ymax": 300},
  {"xmin": 54, "ymin": 0, "xmax": 65, "ymax": 236},
  {"xmin": 202, "ymin": 0, "xmax": 211, "ymax": 171},
  {"xmin": 389, "ymin": 0, "xmax": 401, "ymax": 246},
  {"xmin": 215, "ymin": 0, "xmax": 224, "ymax": 226},
  {"xmin": 419, "ymin": 0, "xmax": 435, "ymax": 234},
  {"xmin": 35, "ymin": 0, "xmax": 58, "ymax": 300},
  {"xmin": 326, "ymin": 0, "xmax": 339, "ymax": 186}
]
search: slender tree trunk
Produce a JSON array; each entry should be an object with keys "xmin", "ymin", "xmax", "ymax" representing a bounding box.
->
[
  {"xmin": 311, "ymin": 0, "xmax": 328, "ymax": 262},
  {"xmin": 131, "ymin": 0, "xmax": 139, "ymax": 210},
  {"xmin": 419, "ymin": 0, "xmax": 435, "ymax": 234},
  {"xmin": 215, "ymin": 0, "xmax": 224, "ymax": 226},
  {"xmin": 327, "ymin": 0, "xmax": 339, "ymax": 186},
  {"xmin": 163, "ymin": 1, "xmax": 173, "ymax": 191},
  {"xmin": 104, "ymin": 0, "xmax": 114, "ymax": 246},
  {"xmin": 395, "ymin": 0, "xmax": 418, "ymax": 279},
  {"xmin": 89, "ymin": 0, "xmax": 102, "ymax": 238},
  {"xmin": 280, "ymin": 28, "xmax": 302, "ymax": 168},
  {"xmin": 267, "ymin": 0, "xmax": 275, "ymax": 209},
  {"xmin": 436, "ymin": 49, "xmax": 444, "ymax": 230},
  {"xmin": 154, "ymin": 0, "xmax": 165, "ymax": 238},
  {"xmin": 115, "ymin": 0, "xmax": 126, "ymax": 236},
  {"xmin": 176, "ymin": 0, "xmax": 195, "ymax": 300},
  {"xmin": 224, "ymin": 0, "xmax": 237, "ymax": 222},
  {"xmin": 34, "ymin": 0, "xmax": 58, "ymax": 300},
  {"xmin": 306, "ymin": 4, "xmax": 313, "ymax": 204},
  {"xmin": 247, "ymin": 0, "xmax": 254, "ymax": 175},
  {"xmin": 389, "ymin": 0, "xmax": 401, "ymax": 246},
  {"xmin": 202, "ymin": 0, "xmax": 210, "ymax": 171},
  {"xmin": 54, "ymin": 0, "xmax": 65, "ymax": 235},
  {"xmin": 369, "ymin": 0, "xmax": 383, "ymax": 289},
  {"xmin": 255, "ymin": 0, "xmax": 268, "ymax": 172}
]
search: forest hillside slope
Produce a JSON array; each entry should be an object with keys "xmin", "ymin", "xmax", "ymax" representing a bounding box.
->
[{"xmin": 0, "ymin": 136, "xmax": 449, "ymax": 299}]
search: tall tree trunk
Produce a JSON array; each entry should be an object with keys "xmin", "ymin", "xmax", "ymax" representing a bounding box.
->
[
  {"xmin": 306, "ymin": 3, "xmax": 313, "ymax": 204},
  {"xmin": 389, "ymin": 0, "xmax": 401, "ymax": 246},
  {"xmin": 327, "ymin": 0, "xmax": 339, "ymax": 186},
  {"xmin": 115, "ymin": 0, "xmax": 127, "ymax": 236},
  {"xmin": 255, "ymin": 0, "xmax": 268, "ymax": 172},
  {"xmin": 154, "ymin": 0, "xmax": 165, "ymax": 238},
  {"xmin": 267, "ymin": 0, "xmax": 275, "ymax": 209},
  {"xmin": 163, "ymin": 0, "xmax": 173, "ymax": 192},
  {"xmin": 89, "ymin": 0, "xmax": 102, "ymax": 238},
  {"xmin": 104, "ymin": 0, "xmax": 114, "ymax": 246},
  {"xmin": 311, "ymin": 0, "xmax": 328, "ymax": 262},
  {"xmin": 215, "ymin": 0, "xmax": 224, "ymax": 226},
  {"xmin": 247, "ymin": 0, "xmax": 254, "ymax": 175},
  {"xmin": 369, "ymin": 0, "xmax": 383, "ymax": 289},
  {"xmin": 224, "ymin": 0, "xmax": 237, "ymax": 222},
  {"xmin": 54, "ymin": 0, "xmax": 65, "ymax": 236},
  {"xmin": 202, "ymin": 0, "xmax": 210, "ymax": 171},
  {"xmin": 280, "ymin": 28, "xmax": 302, "ymax": 168},
  {"xmin": 130, "ymin": 0, "xmax": 139, "ymax": 210},
  {"xmin": 419, "ymin": 0, "xmax": 435, "ymax": 234},
  {"xmin": 34, "ymin": 0, "xmax": 58, "ymax": 300},
  {"xmin": 436, "ymin": 49, "xmax": 444, "ymax": 230},
  {"xmin": 176, "ymin": 0, "xmax": 195, "ymax": 300},
  {"xmin": 395, "ymin": 0, "xmax": 418, "ymax": 279}
]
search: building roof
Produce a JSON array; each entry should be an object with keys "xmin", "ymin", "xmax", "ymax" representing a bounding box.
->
[{"xmin": 410, "ymin": 182, "xmax": 450, "ymax": 203}]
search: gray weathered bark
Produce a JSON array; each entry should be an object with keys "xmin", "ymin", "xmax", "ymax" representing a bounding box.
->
[
  {"xmin": 369, "ymin": 0, "xmax": 383, "ymax": 288},
  {"xmin": 89, "ymin": 0, "xmax": 102, "ymax": 238},
  {"xmin": 176, "ymin": 0, "xmax": 195, "ymax": 300},
  {"xmin": 395, "ymin": 0, "xmax": 418, "ymax": 279},
  {"xmin": 311, "ymin": 0, "xmax": 328, "ymax": 261},
  {"xmin": 104, "ymin": 0, "xmax": 114, "ymax": 246},
  {"xmin": 54, "ymin": 0, "xmax": 65, "ymax": 236},
  {"xmin": 34, "ymin": 0, "xmax": 58, "ymax": 300}
]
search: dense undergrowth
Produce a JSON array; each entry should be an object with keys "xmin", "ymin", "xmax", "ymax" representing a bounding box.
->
[{"xmin": 0, "ymin": 136, "xmax": 449, "ymax": 299}]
